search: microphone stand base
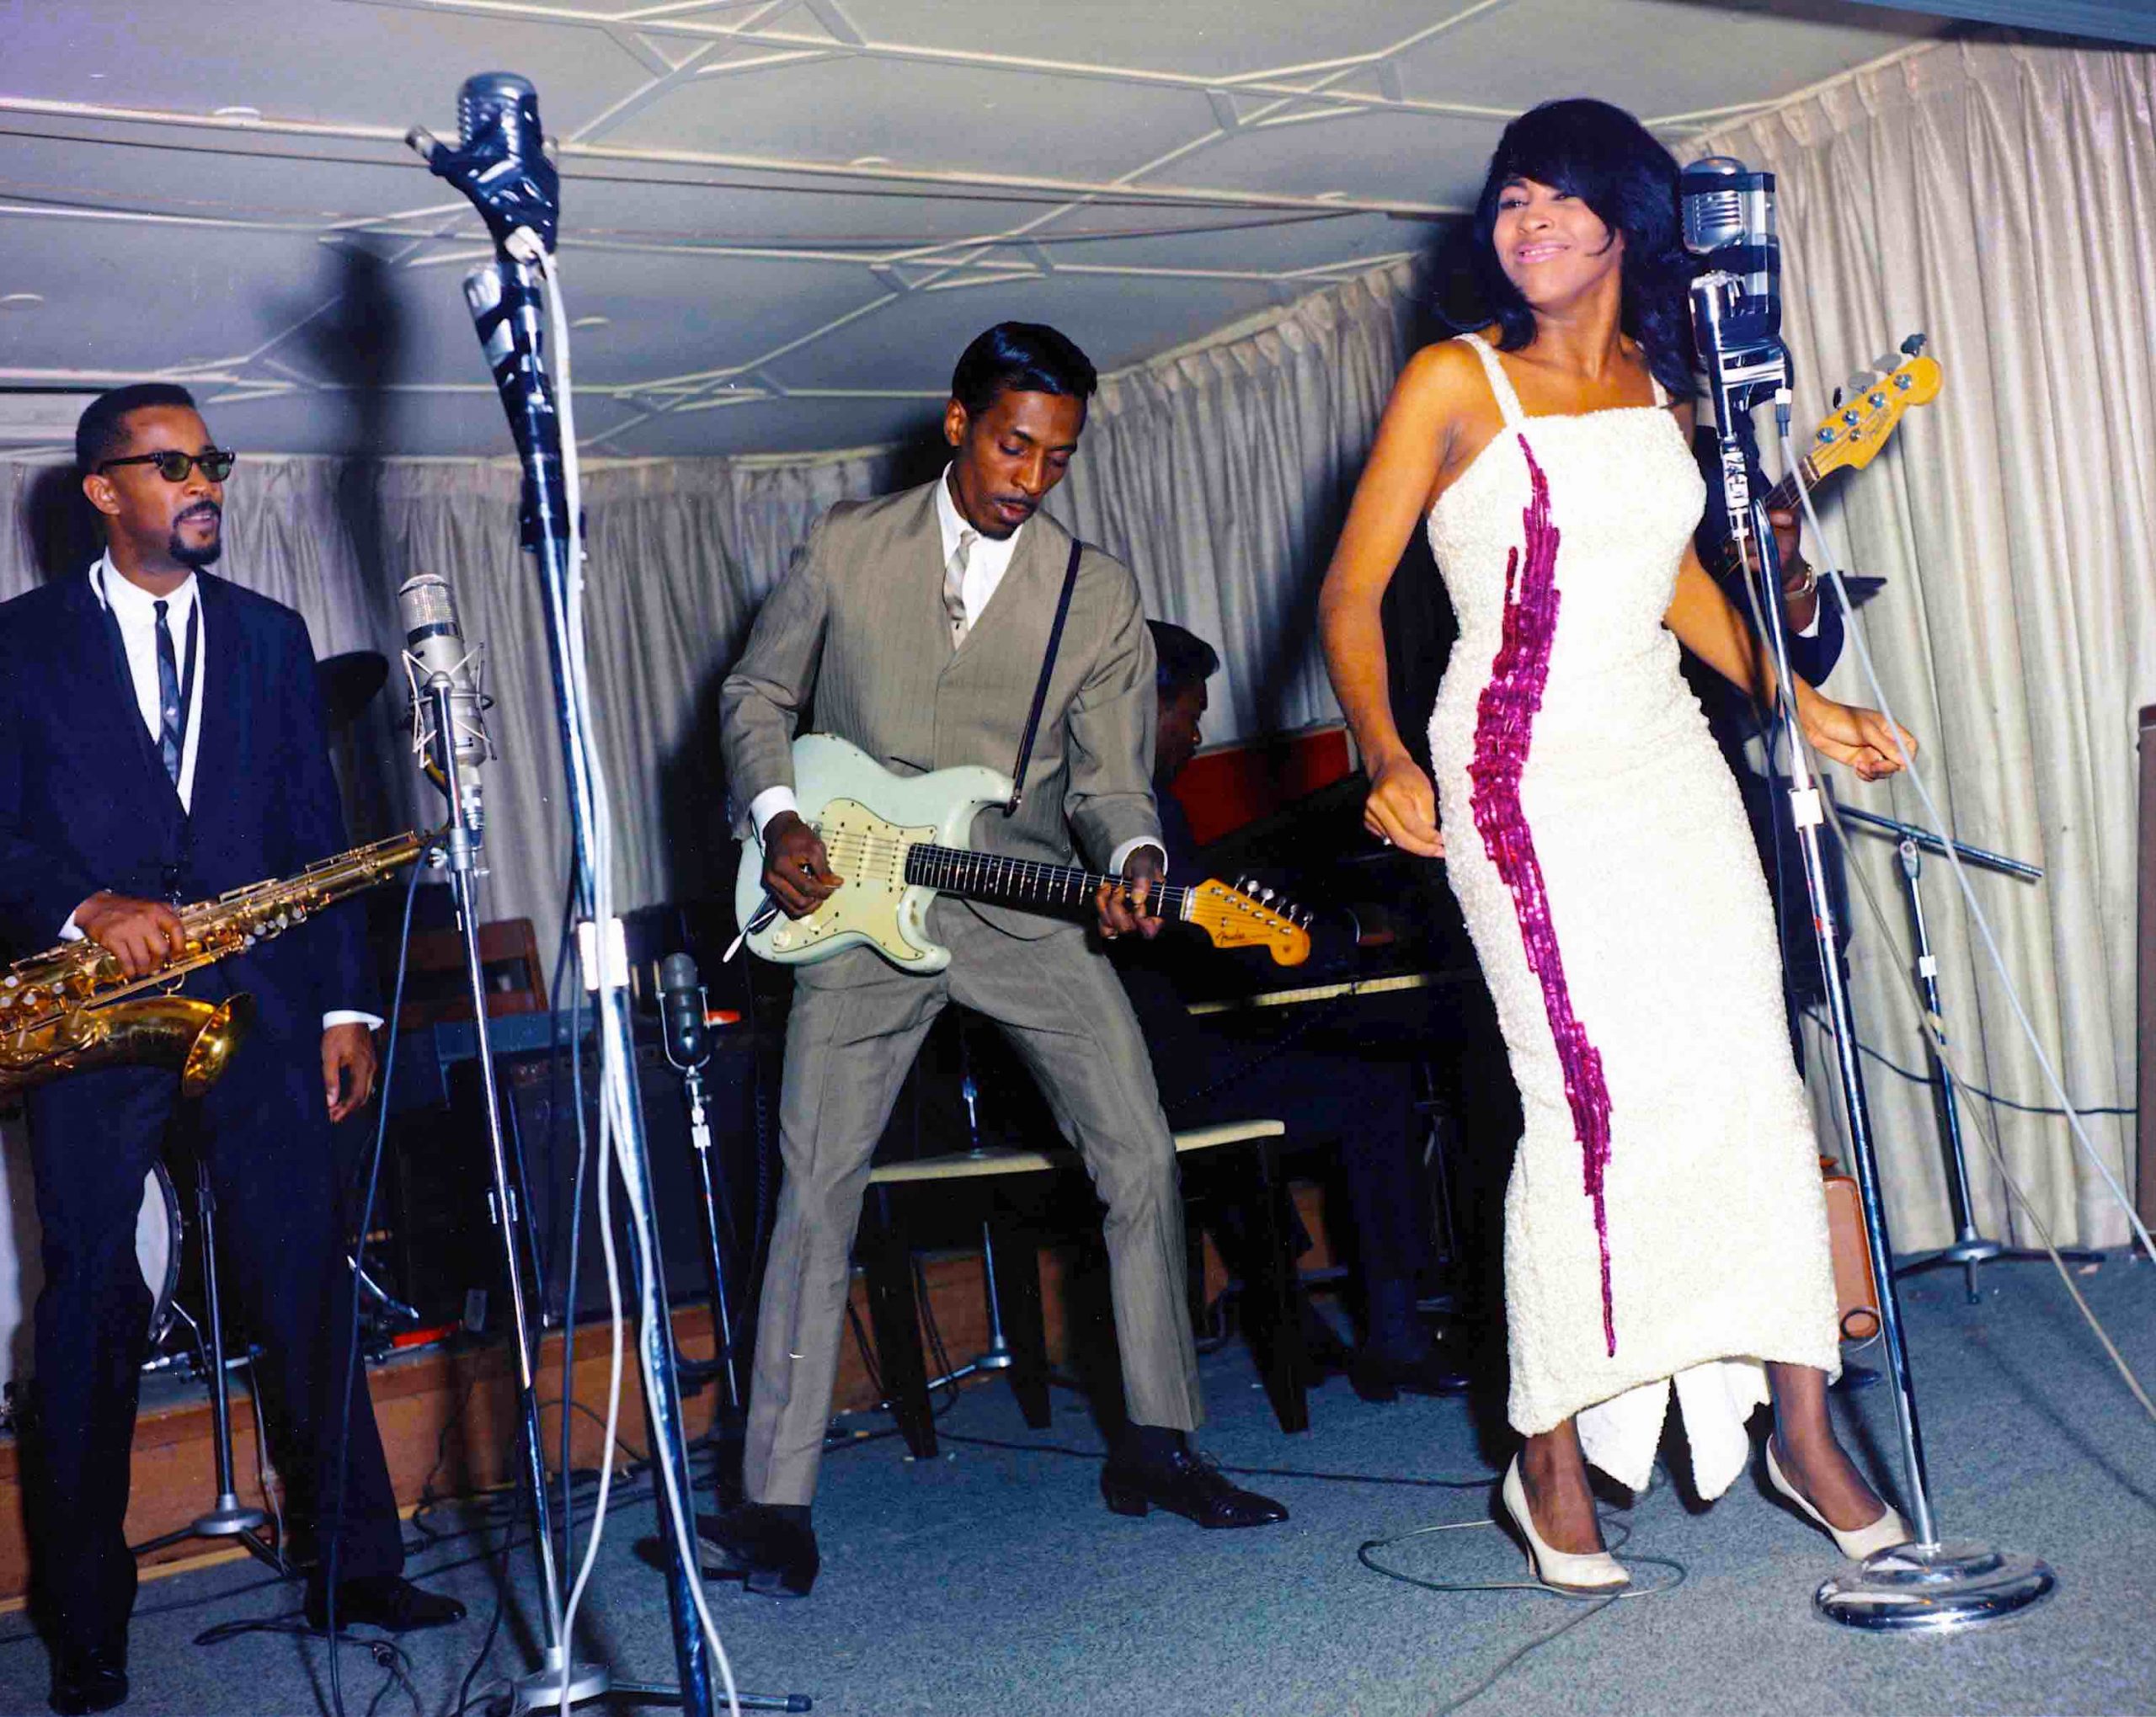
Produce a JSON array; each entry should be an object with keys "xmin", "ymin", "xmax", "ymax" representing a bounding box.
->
[
  {"xmin": 192, "ymin": 1496, "xmax": 267, "ymax": 1537},
  {"xmin": 1894, "ymin": 1238, "xmax": 2107, "ymax": 1304},
  {"xmin": 1815, "ymin": 1541, "xmax": 2055, "ymax": 1633},
  {"xmin": 511, "ymin": 1649, "xmax": 611, "ymax": 1714}
]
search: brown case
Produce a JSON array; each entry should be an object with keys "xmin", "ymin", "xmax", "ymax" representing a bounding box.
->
[{"xmin": 1821, "ymin": 1162, "xmax": 1881, "ymax": 1342}]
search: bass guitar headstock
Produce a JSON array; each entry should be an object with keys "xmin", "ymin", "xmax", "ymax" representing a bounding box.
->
[
  {"xmin": 1806, "ymin": 335, "xmax": 1941, "ymax": 479},
  {"xmin": 1186, "ymin": 877, "xmax": 1313, "ymax": 967}
]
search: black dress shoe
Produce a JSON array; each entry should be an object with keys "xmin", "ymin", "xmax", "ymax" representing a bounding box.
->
[
  {"xmin": 305, "ymin": 1575, "xmax": 468, "ymax": 1634},
  {"xmin": 1100, "ymin": 1447, "xmax": 1288, "ymax": 1529},
  {"xmin": 48, "ymin": 1643, "xmax": 126, "ymax": 1715},
  {"xmin": 695, "ymin": 1505, "xmax": 819, "ymax": 1598},
  {"xmin": 1348, "ymin": 1344, "xmax": 1474, "ymax": 1403}
]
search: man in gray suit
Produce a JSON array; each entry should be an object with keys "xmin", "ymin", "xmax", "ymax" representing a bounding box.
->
[{"xmin": 702, "ymin": 323, "xmax": 1285, "ymax": 1597}]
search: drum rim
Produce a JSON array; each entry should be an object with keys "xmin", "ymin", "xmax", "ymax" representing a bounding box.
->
[{"xmin": 144, "ymin": 1160, "xmax": 182, "ymax": 1348}]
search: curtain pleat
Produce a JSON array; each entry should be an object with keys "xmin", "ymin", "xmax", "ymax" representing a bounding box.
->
[{"xmin": 1691, "ymin": 37, "xmax": 2156, "ymax": 1249}]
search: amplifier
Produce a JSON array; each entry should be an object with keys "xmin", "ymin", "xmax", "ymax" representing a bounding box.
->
[
  {"xmin": 499, "ymin": 1034, "xmax": 770, "ymax": 1325},
  {"xmin": 376, "ymin": 1027, "xmax": 773, "ymax": 1330}
]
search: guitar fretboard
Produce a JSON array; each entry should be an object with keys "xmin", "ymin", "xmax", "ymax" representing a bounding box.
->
[{"xmin": 904, "ymin": 843, "xmax": 1195, "ymax": 918}]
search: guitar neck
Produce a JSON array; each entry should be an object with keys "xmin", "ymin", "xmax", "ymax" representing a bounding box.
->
[
  {"xmin": 905, "ymin": 843, "xmax": 1191, "ymax": 918},
  {"xmin": 1710, "ymin": 454, "xmax": 1826, "ymax": 585}
]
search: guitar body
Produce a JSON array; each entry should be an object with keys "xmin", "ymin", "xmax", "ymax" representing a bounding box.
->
[{"xmin": 734, "ymin": 734, "xmax": 1013, "ymax": 973}]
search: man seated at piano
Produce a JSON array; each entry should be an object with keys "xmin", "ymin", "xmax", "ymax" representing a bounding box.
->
[{"xmin": 1111, "ymin": 620, "xmax": 1471, "ymax": 1401}]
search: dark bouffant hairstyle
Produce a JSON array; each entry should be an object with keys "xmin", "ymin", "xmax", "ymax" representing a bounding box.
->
[
  {"xmin": 76, "ymin": 381, "xmax": 199, "ymax": 475},
  {"xmin": 1469, "ymin": 99, "xmax": 1697, "ymax": 397},
  {"xmin": 1147, "ymin": 618, "xmax": 1219, "ymax": 698},
  {"xmin": 950, "ymin": 322, "xmax": 1098, "ymax": 417}
]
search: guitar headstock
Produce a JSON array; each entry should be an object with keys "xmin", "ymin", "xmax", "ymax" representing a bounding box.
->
[
  {"xmin": 1806, "ymin": 337, "xmax": 1941, "ymax": 479},
  {"xmin": 1186, "ymin": 877, "xmax": 1313, "ymax": 967}
]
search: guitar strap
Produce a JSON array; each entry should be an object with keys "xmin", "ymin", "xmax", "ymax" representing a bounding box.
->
[{"xmin": 1000, "ymin": 534, "xmax": 1084, "ymax": 817}]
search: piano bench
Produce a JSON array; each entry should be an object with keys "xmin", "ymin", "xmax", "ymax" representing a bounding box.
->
[{"xmin": 857, "ymin": 1119, "xmax": 1307, "ymax": 1464}]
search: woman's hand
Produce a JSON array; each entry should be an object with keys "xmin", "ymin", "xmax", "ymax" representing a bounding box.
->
[
  {"xmin": 1798, "ymin": 689, "xmax": 1917, "ymax": 782},
  {"xmin": 1364, "ymin": 751, "xmax": 1445, "ymax": 857}
]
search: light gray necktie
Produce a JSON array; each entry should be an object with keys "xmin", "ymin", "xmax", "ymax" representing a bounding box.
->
[{"xmin": 943, "ymin": 527, "xmax": 976, "ymax": 646}]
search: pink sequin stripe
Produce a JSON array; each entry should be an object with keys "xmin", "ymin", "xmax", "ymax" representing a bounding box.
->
[{"xmin": 1465, "ymin": 440, "xmax": 1618, "ymax": 1357}]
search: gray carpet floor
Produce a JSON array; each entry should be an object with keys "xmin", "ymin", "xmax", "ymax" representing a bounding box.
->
[{"xmin": 4, "ymin": 1255, "xmax": 2153, "ymax": 1717}]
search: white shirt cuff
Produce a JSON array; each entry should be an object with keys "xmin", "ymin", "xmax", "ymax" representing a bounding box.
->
[
  {"xmin": 1110, "ymin": 837, "xmax": 1167, "ymax": 877},
  {"xmin": 60, "ymin": 913, "xmax": 84, "ymax": 941},
  {"xmin": 1796, "ymin": 609, "xmax": 1822, "ymax": 639},
  {"xmin": 324, "ymin": 1011, "xmax": 383, "ymax": 1032},
  {"xmin": 750, "ymin": 787, "xmax": 799, "ymax": 840}
]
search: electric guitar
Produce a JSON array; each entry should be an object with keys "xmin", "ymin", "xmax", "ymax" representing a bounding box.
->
[
  {"xmin": 734, "ymin": 734, "xmax": 1312, "ymax": 973},
  {"xmin": 1710, "ymin": 335, "xmax": 1944, "ymax": 589}
]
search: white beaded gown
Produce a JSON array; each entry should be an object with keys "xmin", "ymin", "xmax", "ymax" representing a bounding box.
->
[{"xmin": 1425, "ymin": 333, "xmax": 1840, "ymax": 1501}]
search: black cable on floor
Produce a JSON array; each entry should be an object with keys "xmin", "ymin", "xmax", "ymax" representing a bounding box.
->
[
  {"xmin": 1356, "ymin": 1509, "xmax": 1684, "ymax": 1716},
  {"xmin": 936, "ymin": 1429, "xmax": 1496, "ymax": 1489},
  {"xmin": 449, "ymin": 1472, "xmax": 523, "ymax": 1717},
  {"xmin": 192, "ymin": 1616, "xmax": 419, "ymax": 1717},
  {"xmin": 326, "ymin": 856, "xmax": 427, "ymax": 1717}
]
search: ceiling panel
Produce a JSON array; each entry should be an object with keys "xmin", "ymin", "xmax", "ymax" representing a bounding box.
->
[
  {"xmin": 0, "ymin": 0, "xmax": 1956, "ymax": 457},
  {"xmin": 1396, "ymin": 0, "xmax": 1940, "ymax": 120},
  {"xmin": 603, "ymin": 58, "xmax": 1221, "ymax": 186}
]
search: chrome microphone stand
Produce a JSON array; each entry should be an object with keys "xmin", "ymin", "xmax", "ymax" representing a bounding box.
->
[
  {"xmin": 925, "ymin": 1050, "xmax": 1018, "ymax": 1394},
  {"xmin": 659, "ymin": 955, "xmax": 744, "ymax": 1416},
  {"xmin": 417, "ymin": 680, "xmax": 607, "ymax": 1715},
  {"xmin": 416, "ymin": 72, "xmax": 716, "ymax": 1714},
  {"xmin": 1687, "ymin": 173, "xmax": 2052, "ymax": 1628},
  {"xmin": 1834, "ymin": 805, "xmax": 2103, "ymax": 1299}
]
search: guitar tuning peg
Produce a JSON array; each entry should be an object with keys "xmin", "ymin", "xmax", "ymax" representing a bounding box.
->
[
  {"xmin": 1902, "ymin": 332, "xmax": 1926, "ymax": 356},
  {"xmin": 1830, "ymin": 386, "xmax": 1843, "ymax": 409},
  {"xmin": 1259, "ymin": 888, "xmax": 1276, "ymax": 904}
]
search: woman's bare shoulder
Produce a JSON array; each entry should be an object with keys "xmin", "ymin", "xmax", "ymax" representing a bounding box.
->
[{"xmin": 1394, "ymin": 334, "xmax": 1496, "ymax": 419}]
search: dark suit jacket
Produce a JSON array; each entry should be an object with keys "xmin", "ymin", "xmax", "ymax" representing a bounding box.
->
[{"xmin": 0, "ymin": 567, "xmax": 374, "ymax": 1041}]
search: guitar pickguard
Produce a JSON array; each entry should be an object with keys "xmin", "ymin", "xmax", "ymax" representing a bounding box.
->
[
  {"xmin": 761, "ymin": 799, "xmax": 939, "ymax": 967},
  {"xmin": 735, "ymin": 734, "xmax": 1014, "ymax": 973}
]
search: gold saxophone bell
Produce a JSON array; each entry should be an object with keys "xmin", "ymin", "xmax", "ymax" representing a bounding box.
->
[{"xmin": 0, "ymin": 993, "xmax": 256, "ymax": 1099}]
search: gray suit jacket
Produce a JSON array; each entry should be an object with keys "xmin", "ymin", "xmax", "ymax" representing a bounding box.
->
[{"xmin": 718, "ymin": 477, "xmax": 1161, "ymax": 940}]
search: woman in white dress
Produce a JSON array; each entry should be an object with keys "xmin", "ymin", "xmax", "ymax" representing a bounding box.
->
[{"xmin": 1318, "ymin": 99, "xmax": 1914, "ymax": 1590}]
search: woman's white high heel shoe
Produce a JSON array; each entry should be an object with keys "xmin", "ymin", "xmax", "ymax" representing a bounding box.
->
[
  {"xmin": 1501, "ymin": 1457, "xmax": 1630, "ymax": 1593},
  {"xmin": 1764, "ymin": 1440, "xmax": 1913, "ymax": 1561}
]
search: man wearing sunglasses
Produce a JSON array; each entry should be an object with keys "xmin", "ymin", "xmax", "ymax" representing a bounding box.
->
[{"xmin": 0, "ymin": 385, "xmax": 463, "ymax": 1715}]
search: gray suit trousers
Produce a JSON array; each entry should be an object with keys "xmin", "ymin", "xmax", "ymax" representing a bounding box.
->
[{"xmin": 743, "ymin": 900, "xmax": 1203, "ymax": 1505}]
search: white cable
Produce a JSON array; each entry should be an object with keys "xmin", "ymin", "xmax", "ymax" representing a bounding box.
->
[
  {"xmin": 1776, "ymin": 419, "xmax": 2156, "ymax": 1266},
  {"xmin": 541, "ymin": 251, "xmax": 742, "ymax": 1717}
]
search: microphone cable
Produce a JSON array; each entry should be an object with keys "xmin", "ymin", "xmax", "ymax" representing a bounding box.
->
[
  {"xmin": 324, "ymin": 846, "xmax": 428, "ymax": 1717},
  {"xmin": 1739, "ymin": 410, "xmax": 2156, "ymax": 1426},
  {"xmin": 537, "ymin": 248, "xmax": 744, "ymax": 1717}
]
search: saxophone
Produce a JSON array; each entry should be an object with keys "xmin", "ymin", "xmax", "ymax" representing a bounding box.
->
[{"xmin": 0, "ymin": 828, "xmax": 440, "ymax": 1098}]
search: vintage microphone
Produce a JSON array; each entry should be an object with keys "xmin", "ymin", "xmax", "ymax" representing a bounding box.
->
[
  {"xmin": 413, "ymin": 72, "xmax": 726, "ymax": 1717},
  {"xmin": 397, "ymin": 571, "xmax": 610, "ymax": 1713},
  {"xmin": 659, "ymin": 952, "xmax": 745, "ymax": 1415},
  {"xmin": 1681, "ymin": 156, "xmax": 2053, "ymax": 1631}
]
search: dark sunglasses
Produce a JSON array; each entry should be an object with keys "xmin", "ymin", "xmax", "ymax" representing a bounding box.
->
[{"xmin": 99, "ymin": 448, "xmax": 237, "ymax": 483}]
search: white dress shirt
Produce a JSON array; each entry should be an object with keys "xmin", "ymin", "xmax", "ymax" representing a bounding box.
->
[
  {"xmin": 64, "ymin": 556, "xmax": 378, "ymax": 1032},
  {"xmin": 752, "ymin": 471, "xmax": 1163, "ymax": 878}
]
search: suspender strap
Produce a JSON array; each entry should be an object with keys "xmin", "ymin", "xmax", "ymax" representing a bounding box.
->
[{"xmin": 1001, "ymin": 535, "xmax": 1084, "ymax": 817}]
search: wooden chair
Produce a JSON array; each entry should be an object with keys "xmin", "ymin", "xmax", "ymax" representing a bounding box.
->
[{"xmin": 857, "ymin": 1117, "xmax": 1310, "ymax": 1461}]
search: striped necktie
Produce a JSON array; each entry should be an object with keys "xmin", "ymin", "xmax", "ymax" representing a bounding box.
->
[
  {"xmin": 153, "ymin": 599, "xmax": 184, "ymax": 787},
  {"xmin": 943, "ymin": 528, "xmax": 976, "ymax": 646}
]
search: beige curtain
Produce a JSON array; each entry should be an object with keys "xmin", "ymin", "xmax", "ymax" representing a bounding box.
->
[
  {"xmin": 2, "ymin": 260, "xmax": 1425, "ymax": 961},
  {"xmin": 0, "ymin": 449, "xmax": 904, "ymax": 959},
  {"xmin": 1690, "ymin": 37, "xmax": 2156, "ymax": 1249},
  {"xmin": 1047, "ymin": 260, "xmax": 1422, "ymax": 739}
]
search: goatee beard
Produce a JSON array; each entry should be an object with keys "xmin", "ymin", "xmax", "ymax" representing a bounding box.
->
[{"xmin": 169, "ymin": 530, "xmax": 221, "ymax": 569}]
